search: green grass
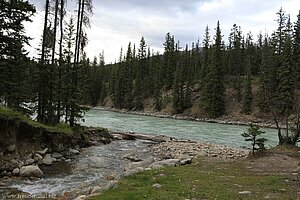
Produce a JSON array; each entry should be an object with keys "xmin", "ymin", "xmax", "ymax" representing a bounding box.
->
[
  {"xmin": 93, "ymin": 158, "xmax": 298, "ymax": 200},
  {"xmin": 0, "ymin": 106, "xmax": 73, "ymax": 134}
]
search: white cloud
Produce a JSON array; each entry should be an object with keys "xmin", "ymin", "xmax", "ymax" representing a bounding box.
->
[{"xmin": 25, "ymin": 0, "xmax": 300, "ymax": 64}]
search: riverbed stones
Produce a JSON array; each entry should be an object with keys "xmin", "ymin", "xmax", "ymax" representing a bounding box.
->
[
  {"xmin": 12, "ymin": 168, "xmax": 20, "ymax": 176},
  {"xmin": 7, "ymin": 144, "xmax": 15, "ymax": 152},
  {"xmin": 43, "ymin": 154, "xmax": 53, "ymax": 165},
  {"xmin": 20, "ymin": 165, "xmax": 43, "ymax": 178}
]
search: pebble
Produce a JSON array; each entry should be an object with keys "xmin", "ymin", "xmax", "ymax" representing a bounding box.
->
[
  {"xmin": 152, "ymin": 183, "xmax": 162, "ymax": 188},
  {"xmin": 239, "ymin": 191, "xmax": 252, "ymax": 195},
  {"xmin": 12, "ymin": 168, "xmax": 20, "ymax": 176},
  {"xmin": 36, "ymin": 148, "xmax": 48, "ymax": 155},
  {"xmin": 7, "ymin": 144, "xmax": 16, "ymax": 152}
]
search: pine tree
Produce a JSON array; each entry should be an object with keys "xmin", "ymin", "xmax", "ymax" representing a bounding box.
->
[
  {"xmin": 294, "ymin": 10, "xmax": 300, "ymax": 84},
  {"xmin": 242, "ymin": 58, "xmax": 253, "ymax": 114},
  {"xmin": 0, "ymin": 0, "xmax": 36, "ymax": 114},
  {"xmin": 203, "ymin": 21, "xmax": 225, "ymax": 118}
]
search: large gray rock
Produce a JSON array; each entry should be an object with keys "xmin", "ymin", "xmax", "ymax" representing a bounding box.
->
[
  {"xmin": 7, "ymin": 145, "xmax": 16, "ymax": 152},
  {"xmin": 42, "ymin": 154, "xmax": 53, "ymax": 165},
  {"xmin": 20, "ymin": 165, "xmax": 43, "ymax": 178}
]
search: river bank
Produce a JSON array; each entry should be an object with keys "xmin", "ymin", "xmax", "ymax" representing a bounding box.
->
[{"xmin": 91, "ymin": 106, "xmax": 280, "ymax": 129}]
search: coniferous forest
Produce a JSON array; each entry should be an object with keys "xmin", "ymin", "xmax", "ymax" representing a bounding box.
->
[{"xmin": 1, "ymin": 1, "xmax": 300, "ymax": 145}]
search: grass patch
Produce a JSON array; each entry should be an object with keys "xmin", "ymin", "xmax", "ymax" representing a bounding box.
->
[
  {"xmin": 0, "ymin": 106, "xmax": 73, "ymax": 134},
  {"xmin": 94, "ymin": 158, "xmax": 299, "ymax": 200}
]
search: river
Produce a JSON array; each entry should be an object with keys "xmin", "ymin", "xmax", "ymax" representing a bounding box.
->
[
  {"xmin": 82, "ymin": 109, "xmax": 279, "ymax": 148},
  {"xmin": 1, "ymin": 109, "xmax": 279, "ymax": 198}
]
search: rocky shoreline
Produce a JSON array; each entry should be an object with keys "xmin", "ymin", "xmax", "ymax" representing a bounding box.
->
[
  {"xmin": 62, "ymin": 132, "xmax": 250, "ymax": 200},
  {"xmin": 92, "ymin": 106, "xmax": 279, "ymax": 129}
]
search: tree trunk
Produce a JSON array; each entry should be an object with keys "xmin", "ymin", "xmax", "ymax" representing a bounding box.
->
[{"xmin": 38, "ymin": 0, "xmax": 50, "ymax": 123}]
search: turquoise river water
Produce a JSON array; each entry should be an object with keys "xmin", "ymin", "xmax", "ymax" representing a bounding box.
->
[{"xmin": 82, "ymin": 109, "xmax": 279, "ymax": 149}]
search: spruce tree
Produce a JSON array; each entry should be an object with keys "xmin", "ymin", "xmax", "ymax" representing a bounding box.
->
[
  {"xmin": 203, "ymin": 21, "xmax": 225, "ymax": 118},
  {"xmin": 294, "ymin": 10, "xmax": 300, "ymax": 84},
  {"xmin": 0, "ymin": 0, "xmax": 36, "ymax": 114},
  {"xmin": 242, "ymin": 59, "xmax": 253, "ymax": 115}
]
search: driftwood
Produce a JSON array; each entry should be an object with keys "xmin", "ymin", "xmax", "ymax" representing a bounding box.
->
[{"xmin": 110, "ymin": 131, "xmax": 172, "ymax": 143}]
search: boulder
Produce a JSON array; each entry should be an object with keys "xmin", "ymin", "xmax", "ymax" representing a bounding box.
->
[
  {"xmin": 36, "ymin": 148, "xmax": 48, "ymax": 155},
  {"xmin": 7, "ymin": 145, "xmax": 16, "ymax": 152},
  {"xmin": 42, "ymin": 154, "xmax": 53, "ymax": 165},
  {"xmin": 25, "ymin": 158, "xmax": 35, "ymax": 165},
  {"xmin": 34, "ymin": 154, "xmax": 43, "ymax": 162},
  {"xmin": 12, "ymin": 168, "xmax": 20, "ymax": 176},
  {"xmin": 20, "ymin": 165, "xmax": 43, "ymax": 178}
]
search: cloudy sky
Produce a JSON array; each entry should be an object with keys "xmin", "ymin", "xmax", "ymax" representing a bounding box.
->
[{"xmin": 25, "ymin": 0, "xmax": 299, "ymax": 64}]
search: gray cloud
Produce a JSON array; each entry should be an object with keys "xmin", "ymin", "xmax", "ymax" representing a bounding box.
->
[{"xmin": 25, "ymin": 0, "xmax": 299, "ymax": 64}]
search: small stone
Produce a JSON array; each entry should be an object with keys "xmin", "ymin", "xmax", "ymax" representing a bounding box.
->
[
  {"xmin": 25, "ymin": 158, "xmax": 35, "ymax": 165},
  {"xmin": 74, "ymin": 195, "xmax": 86, "ymax": 200},
  {"xmin": 239, "ymin": 191, "xmax": 252, "ymax": 195},
  {"xmin": 69, "ymin": 149, "xmax": 80, "ymax": 155},
  {"xmin": 36, "ymin": 148, "xmax": 48, "ymax": 155},
  {"xmin": 277, "ymin": 189, "xmax": 286, "ymax": 192},
  {"xmin": 180, "ymin": 158, "xmax": 192, "ymax": 165},
  {"xmin": 152, "ymin": 183, "xmax": 162, "ymax": 188},
  {"xmin": 18, "ymin": 161, "xmax": 24, "ymax": 168},
  {"xmin": 0, "ymin": 152, "xmax": 3, "ymax": 156},
  {"xmin": 34, "ymin": 154, "xmax": 43, "ymax": 162},
  {"xmin": 12, "ymin": 168, "xmax": 20, "ymax": 176},
  {"xmin": 106, "ymin": 175, "xmax": 115, "ymax": 180},
  {"xmin": 10, "ymin": 159, "xmax": 18, "ymax": 165},
  {"xmin": 43, "ymin": 154, "xmax": 53, "ymax": 165},
  {"xmin": 52, "ymin": 152, "xmax": 63, "ymax": 159},
  {"xmin": 91, "ymin": 186, "xmax": 102, "ymax": 194},
  {"xmin": 7, "ymin": 145, "xmax": 16, "ymax": 152}
]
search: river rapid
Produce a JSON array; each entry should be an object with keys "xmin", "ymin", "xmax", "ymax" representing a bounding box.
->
[{"xmin": 1, "ymin": 108, "xmax": 279, "ymax": 198}]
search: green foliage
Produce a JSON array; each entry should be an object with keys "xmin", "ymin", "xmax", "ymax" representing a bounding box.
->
[
  {"xmin": 242, "ymin": 62, "xmax": 253, "ymax": 114},
  {"xmin": 242, "ymin": 124, "xmax": 267, "ymax": 155}
]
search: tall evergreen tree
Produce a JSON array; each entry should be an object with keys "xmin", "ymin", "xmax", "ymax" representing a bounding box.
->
[
  {"xmin": 0, "ymin": 0, "xmax": 35, "ymax": 113},
  {"xmin": 294, "ymin": 10, "xmax": 300, "ymax": 84},
  {"xmin": 203, "ymin": 21, "xmax": 225, "ymax": 118}
]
